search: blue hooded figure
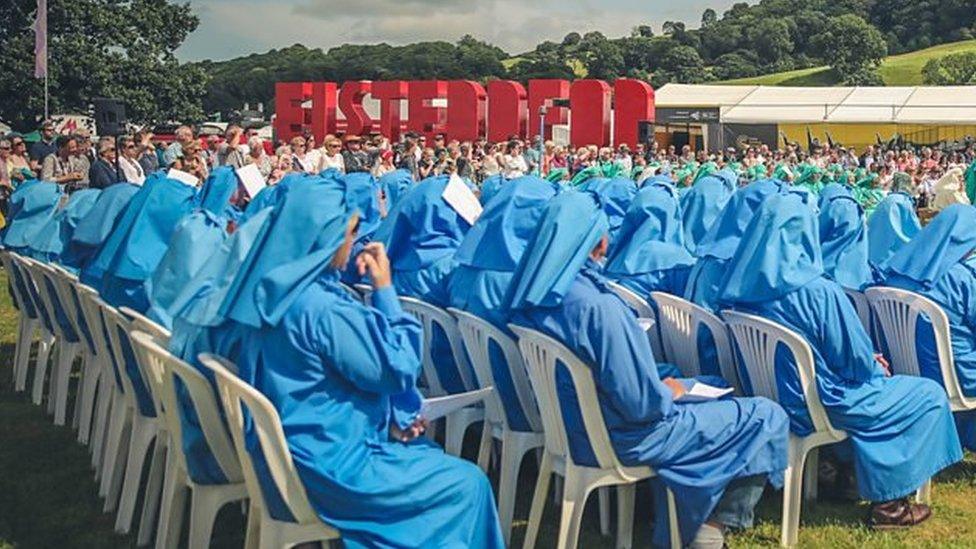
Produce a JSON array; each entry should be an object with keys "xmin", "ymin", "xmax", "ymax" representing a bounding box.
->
[
  {"xmin": 868, "ymin": 191, "xmax": 921, "ymax": 273},
  {"xmin": 685, "ymin": 178, "xmax": 784, "ymax": 312},
  {"xmin": 222, "ymin": 174, "xmax": 504, "ymax": 548},
  {"xmin": 719, "ymin": 193, "xmax": 961, "ymax": 524},
  {"xmin": 679, "ymin": 169, "xmax": 735, "ymax": 253},
  {"xmin": 64, "ymin": 182, "xmax": 140, "ymax": 275},
  {"xmin": 478, "ymin": 173, "xmax": 507, "ymax": 206},
  {"xmin": 373, "ymin": 174, "xmax": 473, "ymax": 394},
  {"xmin": 340, "ymin": 171, "xmax": 384, "ymax": 285},
  {"xmin": 505, "ymin": 190, "xmax": 789, "ymax": 548},
  {"xmin": 377, "ymin": 168, "xmax": 414, "ymax": 211},
  {"xmin": 882, "ymin": 204, "xmax": 976, "ymax": 449},
  {"xmin": 91, "ymin": 172, "xmax": 198, "ymax": 311},
  {"xmin": 819, "ymin": 189, "xmax": 873, "ymax": 290},
  {"xmin": 145, "ymin": 167, "xmax": 243, "ymax": 329},
  {"xmin": 239, "ymin": 171, "xmax": 309, "ymax": 223},
  {"xmin": 2, "ymin": 180, "xmax": 62, "ymax": 254},
  {"xmin": 579, "ymin": 176, "xmax": 637, "ymax": 247},
  {"xmin": 448, "ymin": 175, "xmax": 559, "ymax": 435},
  {"xmin": 25, "ymin": 188, "xmax": 101, "ymax": 263}
]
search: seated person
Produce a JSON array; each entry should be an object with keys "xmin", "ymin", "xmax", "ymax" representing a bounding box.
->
[
  {"xmin": 868, "ymin": 172, "xmax": 921, "ymax": 274},
  {"xmin": 230, "ymin": 175, "xmax": 504, "ymax": 548},
  {"xmin": 506, "ymin": 190, "xmax": 790, "ymax": 548},
  {"xmin": 375, "ymin": 174, "xmax": 473, "ymax": 394},
  {"xmin": 882, "ymin": 204, "xmax": 976, "ymax": 448},
  {"xmin": 26, "ymin": 188, "xmax": 100, "ymax": 264},
  {"xmin": 62, "ymin": 182, "xmax": 140, "ymax": 274},
  {"xmin": 1, "ymin": 179, "xmax": 62, "ymax": 255},
  {"xmin": 719, "ymin": 192, "xmax": 962, "ymax": 528},
  {"xmin": 338, "ymin": 171, "xmax": 385, "ymax": 286},
  {"xmin": 819, "ymin": 184, "xmax": 873, "ymax": 290},
  {"xmin": 684, "ymin": 179, "xmax": 783, "ymax": 313},
  {"xmin": 679, "ymin": 168, "xmax": 735, "ymax": 253}
]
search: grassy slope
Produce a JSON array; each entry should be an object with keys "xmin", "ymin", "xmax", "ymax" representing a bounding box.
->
[
  {"xmin": 3, "ymin": 268, "xmax": 976, "ymax": 547},
  {"xmin": 719, "ymin": 40, "xmax": 976, "ymax": 86}
]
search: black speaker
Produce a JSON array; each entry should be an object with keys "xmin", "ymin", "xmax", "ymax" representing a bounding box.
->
[
  {"xmin": 637, "ymin": 120, "xmax": 654, "ymax": 144},
  {"xmin": 93, "ymin": 98, "xmax": 126, "ymax": 136}
]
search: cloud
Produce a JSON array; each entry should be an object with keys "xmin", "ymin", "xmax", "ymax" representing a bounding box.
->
[{"xmin": 177, "ymin": 0, "xmax": 737, "ymax": 61}]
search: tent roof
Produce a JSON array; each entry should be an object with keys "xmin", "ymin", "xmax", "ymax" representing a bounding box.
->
[{"xmin": 655, "ymin": 84, "xmax": 976, "ymax": 124}]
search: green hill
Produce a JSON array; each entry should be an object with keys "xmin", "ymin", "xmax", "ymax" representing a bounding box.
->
[{"xmin": 719, "ymin": 39, "xmax": 976, "ymax": 86}]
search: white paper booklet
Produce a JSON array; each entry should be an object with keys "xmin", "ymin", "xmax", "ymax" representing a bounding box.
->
[
  {"xmin": 167, "ymin": 168, "xmax": 199, "ymax": 187},
  {"xmin": 675, "ymin": 382, "xmax": 734, "ymax": 403},
  {"xmin": 442, "ymin": 174, "xmax": 483, "ymax": 225},
  {"xmin": 420, "ymin": 387, "xmax": 493, "ymax": 422},
  {"xmin": 235, "ymin": 163, "xmax": 267, "ymax": 198}
]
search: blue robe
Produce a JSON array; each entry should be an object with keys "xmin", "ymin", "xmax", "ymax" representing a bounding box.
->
[
  {"xmin": 680, "ymin": 170, "xmax": 734, "ymax": 253},
  {"xmin": 867, "ymin": 191, "xmax": 920, "ymax": 272},
  {"xmin": 819, "ymin": 193, "xmax": 872, "ymax": 290},
  {"xmin": 478, "ymin": 174, "xmax": 506, "ymax": 206},
  {"xmin": 883, "ymin": 205, "xmax": 976, "ymax": 448},
  {"xmin": 720, "ymin": 193, "xmax": 962, "ymax": 502},
  {"xmin": 339, "ymin": 171, "xmax": 384, "ymax": 286},
  {"xmin": 579, "ymin": 176, "xmax": 637, "ymax": 247},
  {"xmin": 26, "ymin": 188, "xmax": 101, "ymax": 263},
  {"xmin": 448, "ymin": 176, "xmax": 559, "ymax": 432},
  {"xmin": 92, "ymin": 174, "xmax": 197, "ymax": 311},
  {"xmin": 64, "ymin": 183, "xmax": 140, "ymax": 275},
  {"xmin": 377, "ymin": 168, "xmax": 414, "ymax": 211},
  {"xmin": 2, "ymin": 180, "xmax": 62, "ymax": 253},
  {"xmin": 375, "ymin": 175, "xmax": 472, "ymax": 395},
  {"xmin": 505, "ymin": 191, "xmax": 788, "ymax": 546}
]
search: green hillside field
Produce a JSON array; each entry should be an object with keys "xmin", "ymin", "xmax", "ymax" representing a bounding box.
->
[{"xmin": 719, "ymin": 39, "xmax": 976, "ymax": 86}]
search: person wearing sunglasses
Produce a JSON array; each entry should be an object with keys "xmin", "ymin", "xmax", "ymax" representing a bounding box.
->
[
  {"xmin": 117, "ymin": 135, "xmax": 146, "ymax": 185},
  {"xmin": 88, "ymin": 137, "xmax": 121, "ymax": 190},
  {"xmin": 319, "ymin": 137, "xmax": 345, "ymax": 173},
  {"xmin": 6, "ymin": 134, "xmax": 35, "ymax": 183}
]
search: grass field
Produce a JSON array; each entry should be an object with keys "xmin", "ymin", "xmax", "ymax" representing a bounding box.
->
[
  {"xmin": 4, "ymin": 269, "xmax": 976, "ymax": 548},
  {"xmin": 719, "ymin": 39, "xmax": 976, "ymax": 87}
]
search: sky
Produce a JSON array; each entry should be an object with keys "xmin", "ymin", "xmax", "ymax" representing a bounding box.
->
[{"xmin": 176, "ymin": 0, "xmax": 738, "ymax": 62}]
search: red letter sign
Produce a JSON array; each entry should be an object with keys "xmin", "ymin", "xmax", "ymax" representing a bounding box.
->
[
  {"xmin": 339, "ymin": 81, "xmax": 374, "ymax": 137},
  {"xmin": 372, "ymin": 80, "xmax": 408, "ymax": 142},
  {"xmin": 569, "ymin": 80, "xmax": 612, "ymax": 147},
  {"xmin": 310, "ymin": 82, "xmax": 337, "ymax": 142},
  {"xmin": 613, "ymin": 79, "xmax": 655, "ymax": 149},
  {"xmin": 528, "ymin": 79, "xmax": 570, "ymax": 140},
  {"xmin": 447, "ymin": 80, "xmax": 486, "ymax": 142},
  {"xmin": 487, "ymin": 80, "xmax": 527, "ymax": 142},
  {"xmin": 275, "ymin": 82, "xmax": 313, "ymax": 142},
  {"xmin": 407, "ymin": 80, "xmax": 448, "ymax": 141}
]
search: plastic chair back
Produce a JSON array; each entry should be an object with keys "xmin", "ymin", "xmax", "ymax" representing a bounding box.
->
[
  {"xmin": 606, "ymin": 281, "xmax": 666, "ymax": 362},
  {"xmin": 508, "ymin": 324, "xmax": 628, "ymax": 474},
  {"xmin": 0, "ymin": 250, "xmax": 27, "ymax": 313},
  {"xmin": 339, "ymin": 283, "xmax": 363, "ymax": 304},
  {"xmin": 722, "ymin": 310, "xmax": 844, "ymax": 439},
  {"xmin": 842, "ymin": 287, "xmax": 872, "ymax": 333},
  {"xmin": 102, "ymin": 302, "xmax": 157, "ymax": 416},
  {"xmin": 651, "ymin": 291, "xmax": 739, "ymax": 390},
  {"xmin": 450, "ymin": 308, "xmax": 543, "ymax": 434},
  {"xmin": 130, "ymin": 331, "xmax": 243, "ymax": 483},
  {"xmin": 75, "ymin": 285, "xmax": 126, "ymax": 393},
  {"xmin": 398, "ymin": 296, "xmax": 476, "ymax": 396},
  {"xmin": 17, "ymin": 256, "xmax": 58, "ymax": 334},
  {"xmin": 201, "ymin": 353, "xmax": 320, "ymax": 525},
  {"xmin": 34, "ymin": 261, "xmax": 81, "ymax": 343},
  {"xmin": 7, "ymin": 253, "xmax": 38, "ymax": 319},
  {"xmin": 865, "ymin": 287, "xmax": 967, "ymax": 407},
  {"xmin": 49, "ymin": 265, "xmax": 97, "ymax": 355},
  {"xmin": 120, "ymin": 306, "xmax": 171, "ymax": 346}
]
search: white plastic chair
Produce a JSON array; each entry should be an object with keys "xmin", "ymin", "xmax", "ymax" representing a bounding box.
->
[
  {"xmin": 509, "ymin": 325, "xmax": 680, "ymax": 549},
  {"xmin": 651, "ymin": 292, "xmax": 741, "ymax": 392},
  {"xmin": 1, "ymin": 251, "xmax": 48, "ymax": 394},
  {"xmin": 353, "ymin": 283, "xmax": 373, "ymax": 305},
  {"xmin": 842, "ymin": 287, "xmax": 873, "ymax": 334},
  {"xmin": 129, "ymin": 331, "xmax": 253, "ymax": 549},
  {"xmin": 339, "ymin": 282, "xmax": 364, "ymax": 304},
  {"xmin": 399, "ymin": 296, "xmax": 484, "ymax": 458},
  {"xmin": 450, "ymin": 308, "xmax": 545, "ymax": 545},
  {"xmin": 865, "ymin": 286, "xmax": 976, "ymax": 412},
  {"xmin": 606, "ymin": 281, "xmax": 666, "ymax": 363},
  {"xmin": 11, "ymin": 255, "xmax": 57, "ymax": 408},
  {"xmin": 201, "ymin": 353, "xmax": 342, "ymax": 548},
  {"xmin": 723, "ymin": 309, "xmax": 930, "ymax": 546}
]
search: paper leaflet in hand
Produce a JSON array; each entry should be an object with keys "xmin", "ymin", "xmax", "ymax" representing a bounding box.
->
[
  {"xmin": 167, "ymin": 168, "xmax": 199, "ymax": 187},
  {"xmin": 235, "ymin": 163, "xmax": 267, "ymax": 198},
  {"xmin": 443, "ymin": 174, "xmax": 483, "ymax": 225},
  {"xmin": 675, "ymin": 380, "xmax": 734, "ymax": 403},
  {"xmin": 419, "ymin": 387, "xmax": 493, "ymax": 422}
]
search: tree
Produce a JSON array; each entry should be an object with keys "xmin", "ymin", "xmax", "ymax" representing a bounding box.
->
[
  {"xmin": 562, "ymin": 32, "xmax": 582, "ymax": 47},
  {"xmin": 746, "ymin": 18, "xmax": 794, "ymax": 63},
  {"xmin": 712, "ymin": 52, "xmax": 760, "ymax": 80},
  {"xmin": 632, "ymin": 25, "xmax": 654, "ymax": 38},
  {"xmin": 701, "ymin": 8, "xmax": 718, "ymax": 27},
  {"xmin": 922, "ymin": 52, "xmax": 976, "ymax": 85},
  {"xmin": 0, "ymin": 0, "xmax": 207, "ymax": 129},
  {"xmin": 579, "ymin": 32, "xmax": 624, "ymax": 80},
  {"xmin": 811, "ymin": 14, "xmax": 887, "ymax": 85}
]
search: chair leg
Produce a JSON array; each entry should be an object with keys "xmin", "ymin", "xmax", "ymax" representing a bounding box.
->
[
  {"xmin": 99, "ymin": 394, "xmax": 126, "ymax": 496},
  {"xmin": 155, "ymin": 453, "xmax": 187, "ymax": 549},
  {"xmin": 781, "ymin": 457, "xmax": 806, "ymax": 548},
  {"xmin": 497, "ymin": 432, "xmax": 528, "ymax": 546},
  {"xmin": 91, "ymin": 379, "xmax": 113, "ymax": 474},
  {"xmin": 188, "ymin": 488, "xmax": 224, "ymax": 549},
  {"xmin": 13, "ymin": 319, "xmax": 33, "ymax": 392},
  {"xmin": 78, "ymin": 357, "xmax": 100, "ymax": 445},
  {"xmin": 444, "ymin": 414, "xmax": 468, "ymax": 457},
  {"xmin": 72, "ymin": 356, "xmax": 84, "ymax": 430},
  {"xmin": 244, "ymin": 502, "xmax": 261, "ymax": 549},
  {"xmin": 137, "ymin": 438, "xmax": 168, "ymax": 546},
  {"xmin": 915, "ymin": 480, "xmax": 932, "ymax": 505},
  {"xmin": 115, "ymin": 417, "xmax": 157, "ymax": 532},
  {"xmin": 615, "ymin": 483, "xmax": 636, "ymax": 549},
  {"xmin": 803, "ymin": 448, "xmax": 818, "ymax": 503},
  {"xmin": 476, "ymin": 424, "xmax": 493, "ymax": 472},
  {"xmin": 557, "ymin": 470, "xmax": 589, "ymax": 549},
  {"xmin": 522, "ymin": 454, "xmax": 553, "ymax": 549},
  {"xmin": 32, "ymin": 335, "xmax": 55, "ymax": 406},
  {"xmin": 598, "ymin": 487, "xmax": 611, "ymax": 537},
  {"xmin": 665, "ymin": 487, "xmax": 681, "ymax": 549},
  {"xmin": 102, "ymin": 407, "xmax": 133, "ymax": 510},
  {"xmin": 54, "ymin": 343, "xmax": 79, "ymax": 426}
]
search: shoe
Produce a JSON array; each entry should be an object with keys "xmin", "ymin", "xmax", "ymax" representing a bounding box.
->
[{"xmin": 868, "ymin": 499, "xmax": 932, "ymax": 530}]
